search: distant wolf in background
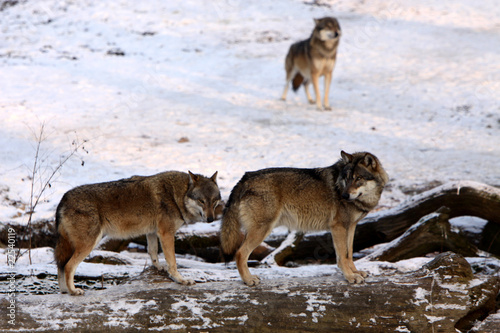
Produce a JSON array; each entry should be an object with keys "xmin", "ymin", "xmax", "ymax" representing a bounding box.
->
[
  {"xmin": 281, "ymin": 17, "xmax": 341, "ymax": 110},
  {"xmin": 220, "ymin": 151, "xmax": 388, "ymax": 286},
  {"xmin": 55, "ymin": 171, "xmax": 221, "ymax": 295}
]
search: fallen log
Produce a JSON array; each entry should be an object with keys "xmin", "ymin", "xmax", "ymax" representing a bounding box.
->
[
  {"xmin": 2, "ymin": 252, "xmax": 498, "ymax": 333},
  {"xmin": 361, "ymin": 207, "xmax": 479, "ymax": 262},
  {"xmin": 356, "ymin": 181, "xmax": 500, "ymax": 248},
  {"xmin": 261, "ymin": 230, "xmax": 304, "ymax": 266}
]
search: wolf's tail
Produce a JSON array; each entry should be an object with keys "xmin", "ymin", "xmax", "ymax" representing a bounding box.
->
[
  {"xmin": 292, "ymin": 73, "xmax": 304, "ymax": 92},
  {"xmin": 220, "ymin": 187, "xmax": 244, "ymax": 263},
  {"xmin": 54, "ymin": 200, "xmax": 74, "ymax": 270}
]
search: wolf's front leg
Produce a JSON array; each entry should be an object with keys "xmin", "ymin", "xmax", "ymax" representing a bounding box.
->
[
  {"xmin": 330, "ymin": 223, "xmax": 365, "ymax": 284},
  {"xmin": 346, "ymin": 222, "xmax": 368, "ymax": 279},
  {"xmin": 311, "ymin": 73, "xmax": 323, "ymax": 110},
  {"xmin": 157, "ymin": 230, "xmax": 195, "ymax": 285},
  {"xmin": 323, "ymin": 72, "xmax": 332, "ymax": 111}
]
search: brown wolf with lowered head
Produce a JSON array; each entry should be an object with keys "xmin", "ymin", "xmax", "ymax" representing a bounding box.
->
[
  {"xmin": 55, "ymin": 171, "xmax": 221, "ymax": 295},
  {"xmin": 221, "ymin": 151, "xmax": 388, "ymax": 286},
  {"xmin": 281, "ymin": 17, "xmax": 341, "ymax": 110}
]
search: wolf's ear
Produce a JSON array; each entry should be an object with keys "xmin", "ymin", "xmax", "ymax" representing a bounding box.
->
[
  {"xmin": 188, "ymin": 171, "xmax": 199, "ymax": 184},
  {"xmin": 363, "ymin": 153, "xmax": 377, "ymax": 169},
  {"xmin": 314, "ymin": 18, "xmax": 320, "ymax": 25},
  {"xmin": 210, "ymin": 171, "xmax": 218, "ymax": 184},
  {"xmin": 341, "ymin": 150, "xmax": 353, "ymax": 163}
]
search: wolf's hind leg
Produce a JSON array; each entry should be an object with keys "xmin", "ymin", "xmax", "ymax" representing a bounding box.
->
[
  {"xmin": 58, "ymin": 267, "xmax": 69, "ymax": 293},
  {"xmin": 281, "ymin": 82, "xmax": 290, "ymax": 101},
  {"xmin": 63, "ymin": 229, "xmax": 102, "ymax": 296},
  {"xmin": 304, "ymin": 82, "xmax": 315, "ymax": 104},
  {"xmin": 236, "ymin": 224, "xmax": 273, "ymax": 286},
  {"xmin": 64, "ymin": 243, "xmax": 97, "ymax": 296},
  {"xmin": 281, "ymin": 69, "xmax": 296, "ymax": 101},
  {"xmin": 147, "ymin": 233, "xmax": 164, "ymax": 270}
]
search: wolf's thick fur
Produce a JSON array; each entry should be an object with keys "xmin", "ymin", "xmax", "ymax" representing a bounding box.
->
[
  {"xmin": 55, "ymin": 171, "xmax": 220, "ymax": 295},
  {"xmin": 221, "ymin": 151, "xmax": 388, "ymax": 286},
  {"xmin": 281, "ymin": 17, "xmax": 341, "ymax": 110}
]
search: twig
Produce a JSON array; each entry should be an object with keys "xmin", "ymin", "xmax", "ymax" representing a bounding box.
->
[{"xmin": 24, "ymin": 122, "xmax": 88, "ymax": 264}]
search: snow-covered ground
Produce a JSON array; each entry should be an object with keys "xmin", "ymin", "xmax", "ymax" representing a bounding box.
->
[
  {"xmin": 0, "ymin": 0, "xmax": 499, "ymax": 313},
  {"xmin": 1, "ymin": 0, "xmax": 499, "ymax": 224}
]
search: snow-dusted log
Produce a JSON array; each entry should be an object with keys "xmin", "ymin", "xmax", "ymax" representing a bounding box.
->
[
  {"xmin": 3, "ymin": 252, "xmax": 498, "ymax": 332},
  {"xmin": 356, "ymin": 181, "xmax": 500, "ymax": 249},
  {"xmin": 261, "ymin": 230, "xmax": 304, "ymax": 266},
  {"xmin": 361, "ymin": 207, "xmax": 479, "ymax": 262}
]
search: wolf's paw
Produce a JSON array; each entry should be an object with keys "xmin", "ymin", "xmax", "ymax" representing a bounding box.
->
[
  {"xmin": 345, "ymin": 273, "xmax": 365, "ymax": 284},
  {"xmin": 324, "ymin": 105, "xmax": 332, "ymax": 111},
  {"xmin": 179, "ymin": 278, "xmax": 195, "ymax": 286},
  {"xmin": 70, "ymin": 288, "xmax": 85, "ymax": 296},
  {"xmin": 244, "ymin": 275, "xmax": 261, "ymax": 287},
  {"xmin": 357, "ymin": 270, "xmax": 368, "ymax": 278},
  {"xmin": 155, "ymin": 264, "xmax": 168, "ymax": 272}
]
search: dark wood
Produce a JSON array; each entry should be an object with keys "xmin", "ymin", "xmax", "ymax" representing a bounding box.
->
[
  {"xmin": 356, "ymin": 181, "xmax": 500, "ymax": 249},
  {"xmin": 362, "ymin": 207, "xmax": 479, "ymax": 262},
  {"xmin": 3, "ymin": 253, "xmax": 498, "ymax": 333}
]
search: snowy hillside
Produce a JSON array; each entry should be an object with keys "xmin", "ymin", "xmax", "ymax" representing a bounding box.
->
[{"xmin": 1, "ymin": 0, "xmax": 498, "ymax": 224}]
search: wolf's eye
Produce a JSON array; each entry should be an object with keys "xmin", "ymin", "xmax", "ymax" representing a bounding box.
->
[
  {"xmin": 356, "ymin": 176, "xmax": 363, "ymax": 181},
  {"xmin": 198, "ymin": 199, "xmax": 205, "ymax": 205}
]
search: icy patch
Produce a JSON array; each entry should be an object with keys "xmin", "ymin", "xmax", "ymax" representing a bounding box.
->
[
  {"xmin": 413, "ymin": 287, "xmax": 430, "ymax": 306},
  {"xmin": 450, "ymin": 216, "xmax": 488, "ymax": 234},
  {"xmin": 304, "ymin": 292, "xmax": 336, "ymax": 323},
  {"xmin": 424, "ymin": 315, "xmax": 447, "ymax": 323},
  {"xmin": 106, "ymin": 299, "xmax": 157, "ymax": 327}
]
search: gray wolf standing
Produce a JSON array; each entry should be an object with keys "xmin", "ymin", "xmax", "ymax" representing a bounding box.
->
[
  {"xmin": 220, "ymin": 151, "xmax": 388, "ymax": 286},
  {"xmin": 281, "ymin": 17, "xmax": 341, "ymax": 110},
  {"xmin": 55, "ymin": 171, "xmax": 221, "ymax": 295}
]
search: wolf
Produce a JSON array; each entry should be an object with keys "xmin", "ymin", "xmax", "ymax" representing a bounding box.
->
[
  {"xmin": 220, "ymin": 151, "xmax": 388, "ymax": 286},
  {"xmin": 54, "ymin": 170, "xmax": 221, "ymax": 295},
  {"xmin": 281, "ymin": 17, "xmax": 341, "ymax": 111}
]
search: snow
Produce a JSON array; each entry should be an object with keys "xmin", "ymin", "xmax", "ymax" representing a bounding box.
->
[
  {"xmin": 0, "ymin": 0, "xmax": 499, "ymax": 329},
  {"xmin": 413, "ymin": 287, "xmax": 430, "ymax": 306},
  {"xmin": 424, "ymin": 315, "xmax": 447, "ymax": 324},
  {"xmin": 1, "ymin": 0, "xmax": 499, "ymax": 225},
  {"xmin": 450, "ymin": 216, "xmax": 488, "ymax": 235}
]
